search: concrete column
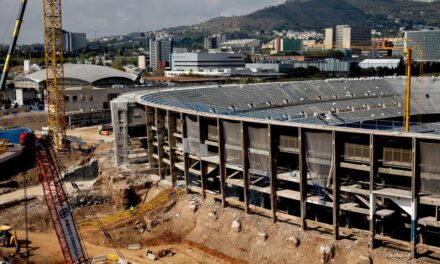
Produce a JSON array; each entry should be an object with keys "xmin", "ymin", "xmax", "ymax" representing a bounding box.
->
[
  {"xmin": 217, "ymin": 118, "xmax": 227, "ymax": 207},
  {"xmin": 369, "ymin": 134, "xmax": 377, "ymax": 249},
  {"xmin": 167, "ymin": 110, "xmax": 177, "ymax": 187},
  {"xmin": 241, "ymin": 121, "xmax": 250, "ymax": 214},
  {"xmin": 155, "ymin": 108, "xmax": 166, "ymax": 179},
  {"xmin": 199, "ymin": 116, "xmax": 207, "ymax": 199},
  {"xmin": 111, "ymin": 100, "xmax": 128, "ymax": 165},
  {"xmin": 411, "ymin": 137, "xmax": 418, "ymax": 258},
  {"xmin": 299, "ymin": 127, "xmax": 307, "ymax": 230},
  {"xmin": 181, "ymin": 113, "xmax": 190, "ymax": 194},
  {"xmin": 332, "ymin": 130, "xmax": 339, "ymax": 240},
  {"xmin": 269, "ymin": 124, "xmax": 278, "ymax": 223},
  {"xmin": 146, "ymin": 106, "xmax": 156, "ymax": 168}
]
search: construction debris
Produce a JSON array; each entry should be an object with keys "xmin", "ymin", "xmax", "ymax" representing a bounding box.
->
[
  {"xmin": 231, "ymin": 220, "xmax": 241, "ymax": 233},
  {"xmin": 208, "ymin": 212, "xmax": 218, "ymax": 221},
  {"xmin": 257, "ymin": 232, "xmax": 268, "ymax": 242},
  {"xmin": 127, "ymin": 243, "xmax": 141, "ymax": 250},
  {"xmin": 146, "ymin": 250, "xmax": 157, "ymax": 261},
  {"xmin": 92, "ymin": 255, "xmax": 107, "ymax": 262},
  {"xmin": 320, "ymin": 243, "xmax": 335, "ymax": 263},
  {"xmin": 69, "ymin": 193, "xmax": 111, "ymax": 208},
  {"xmin": 286, "ymin": 236, "xmax": 300, "ymax": 247},
  {"xmin": 358, "ymin": 254, "xmax": 372, "ymax": 264},
  {"xmin": 156, "ymin": 248, "xmax": 175, "ymax": 258},
  {"xmin": 189, "ymin": 199, "xmax": 198, "ymax": 212}
]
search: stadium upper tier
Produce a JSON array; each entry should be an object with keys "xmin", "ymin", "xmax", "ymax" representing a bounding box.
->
[{"xmin": 139, "ymin": 77, "xmax": 440, "ymax": 131}]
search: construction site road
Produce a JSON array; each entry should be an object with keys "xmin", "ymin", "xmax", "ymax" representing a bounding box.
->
[
  {"xmin": 0, "ymin": 180, "xmax": 95, "ymax": 206},
  {"xmin": 14, "ymin": 230, "xmax": 227, "ymax": 264}
]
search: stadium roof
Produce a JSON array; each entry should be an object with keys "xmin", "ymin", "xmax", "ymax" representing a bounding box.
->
[
  {"xmin": 15, "ymin": 64, "xmax": 138, "ymax": 85},
  {"xmin": 139, "ymin": 77, "xmax": 440, "ymax": 132}
]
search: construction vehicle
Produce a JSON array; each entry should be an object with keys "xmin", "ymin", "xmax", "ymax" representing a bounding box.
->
[
  {"xmin": 0, "ymin": 0, "xmax": 28, "ymax": 102},
  {"xmin": 0, "ymin": 225, "xmax": 19, "ymax": 253},
  {"xmin": 20, "ymin": 132, "xmax": 90, "ymax": 264}
]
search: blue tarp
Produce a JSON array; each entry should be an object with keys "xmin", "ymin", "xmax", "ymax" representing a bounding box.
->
[{"xmin": 0, "ymin": 128, "xmax": 33, "ymax": 144}]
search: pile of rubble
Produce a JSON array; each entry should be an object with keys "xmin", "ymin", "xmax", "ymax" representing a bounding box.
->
[{"xmin": 69, "ymin": 193, "xmax": 112, "ymax": 208}]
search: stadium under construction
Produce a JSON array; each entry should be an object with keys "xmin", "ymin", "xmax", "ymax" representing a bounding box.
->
[{"xmin": 111, "ymin": 76, "xmax": 440, "ymax": 257}]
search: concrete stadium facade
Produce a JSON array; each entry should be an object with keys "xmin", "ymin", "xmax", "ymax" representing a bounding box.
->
[{"xmin": 111, "ymin": 77, "xmax": 440, "ymax": 257}]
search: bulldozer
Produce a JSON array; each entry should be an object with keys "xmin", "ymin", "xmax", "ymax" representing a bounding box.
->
[{"xmin": 0, "ymin": 226, "xmax": 19, "ymax": 252}]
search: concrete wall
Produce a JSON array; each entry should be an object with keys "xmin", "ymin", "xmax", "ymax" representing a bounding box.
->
[{"xmin": 111, "ymin": 97, "xmax": 440, "ymax": 257}]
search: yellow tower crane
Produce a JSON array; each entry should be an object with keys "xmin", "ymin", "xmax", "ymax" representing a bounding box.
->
[{"xmin": 42, "ymin": 0, "xmax": 66, "ymax": 149}]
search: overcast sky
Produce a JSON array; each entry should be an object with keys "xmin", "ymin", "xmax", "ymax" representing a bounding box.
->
[{"xmin": 0, "ymin": 0, "xmax": 285, "ymax": 44}]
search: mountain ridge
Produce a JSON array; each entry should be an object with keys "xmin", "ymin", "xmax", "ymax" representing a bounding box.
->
[{"xmin": 169, "ymin": 0, "xmax": 440, "ymax": 34}]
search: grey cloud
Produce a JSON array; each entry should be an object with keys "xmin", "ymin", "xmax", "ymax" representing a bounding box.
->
[{"xmin": 0, "ymin": 0, "xmax": 284, "ymax": 44}]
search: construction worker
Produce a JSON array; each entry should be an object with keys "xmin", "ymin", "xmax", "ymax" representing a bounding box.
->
[{"xmin": 129, "ymin": 205, "xmax": 137, "ymax": 216}]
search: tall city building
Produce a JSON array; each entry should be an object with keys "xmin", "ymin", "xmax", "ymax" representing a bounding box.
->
[
  {"xmin": 325, "ymin": 25, "xmax": 371, "ymax": 51},
  {"xmin": 62, "ymin": 30, "xmax": 87, "ymax": 52},
  {"xmin": 204, "ymin": 33, "xmax": 228, "ymax": 50},
  {"xmin": 149, "ymin": 38, "xmax": 173, "ymax": 71},
  {"xmin": 335, "ymin": 25, "xmax": 371, "ymax": 48},
  {"xmin": 204, "ymin": 35, "xmax": 218, "ymax": 49},
  {"xmin": 138, "ymin": 55, "xmax": 147, "ymax": 70},
  {"xmin": 324, "ymin": 28, "xmax": 335, "ymax": 49},
  {"xmin": 405, "ymin": 30, "xmax": 440, "ymax": 62}
]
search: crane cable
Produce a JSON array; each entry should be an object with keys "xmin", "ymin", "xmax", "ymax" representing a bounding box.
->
[{"xmin": 50, "ymin": 146, "xmax": 127, "ymax": 263}]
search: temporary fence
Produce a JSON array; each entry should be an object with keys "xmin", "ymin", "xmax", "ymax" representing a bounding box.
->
[
  {"xmin": 420, "ymin": 142, "xmax": 440, "ymax": 195},
  {"xmin": 222, "ymin": 121, "xmax": 242, "ymax": 166},
  {"xmin": 305, "ymin": 131, "xmax": 333, "ymax": 203}
]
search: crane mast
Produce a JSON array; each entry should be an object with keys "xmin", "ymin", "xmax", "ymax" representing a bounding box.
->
[
  {"xmin": 0, "ymin": 0, "xmax": 28, "ymax": 94},
  {"xmin": 42, "ymin": 0, "xmax": 66, "ymax": 149},
  {"xmin": 21, "ymin": 133, "xmax": 88, "ymax": 263}
]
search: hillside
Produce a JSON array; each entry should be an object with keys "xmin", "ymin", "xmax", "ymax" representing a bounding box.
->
[{"xmin": 170, "ymin": 0, "xmax": 440, "ymax": 34}]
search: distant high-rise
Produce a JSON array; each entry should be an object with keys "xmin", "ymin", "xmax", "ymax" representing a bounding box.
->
[
  {"xmin": 149, "ymin": 38, "xmax": 173, "ymax": 71},
  {"xmin": 324, "ymin": 28, "xmax": 335, "ymax": 49},
  {"xmin": 335, "ymin": 25, "xmax": 371, "ymax": 48},
  {"xmin": 204, "ymin": 33, "xmax": 228, "ymax": 50},
  {"xmin": 405, "ymin": 30, "xmax": 440, "ymax": 62},
  {"xmin": 62, "ymin": 30, "xmax": 87, "ymax": 52},
  {"xmin": 138, "ymin": 55, "xmax": 147, "ymax": 70},
  {"xmin": 24, "ymin": 60, "xmax": 31, "ymax": 75},
  {"xmin": 325, "ymin": 25, "xmax": 371, "ymax": 51},
  {"xmin": 204, "ymin": 35, "xmax": 218, "ymax": 49}
]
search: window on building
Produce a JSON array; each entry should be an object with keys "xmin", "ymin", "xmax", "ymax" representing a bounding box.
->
[
  {"xmin": 344, "ymin": 143, "xmax": 369, "ymax": 163},
  {"xmin": 383, "ymin": 147, "xmax": 412, "ymax": 168},
  {"xmin": 64, "ymin": 95, "xmax": 69, "ymax": 102},
  {"xmin": 72, "ymin": 95, "xmax": 78, "ymax": 102},
  {"xmin": 279, "ymin": 134, "xmax": 299, "ymax": 151},
  {"xmin": 88, "ymin": 95, "xmax": 94, "ymax": 101}
]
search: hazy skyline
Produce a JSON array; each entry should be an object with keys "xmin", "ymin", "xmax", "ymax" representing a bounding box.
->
[{"xmin": 0, "ymin": 0, "xmax": 285, "ymax": 44}]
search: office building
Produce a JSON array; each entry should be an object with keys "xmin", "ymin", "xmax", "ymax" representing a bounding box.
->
[
  {"xmin": 279, "ymin": 38, "xmax": 303, "ymax": 53},
  {"xmin": 166, "ymin": 52, "xmax": 244, "ymax": 77},
  {"xmin": 62, "ymin": 30, "xmax": 87, "ymax": 52},
  {"xmin": 204, "ymin": 35, "xmax": 219, "ymax": 50},
  {"xmin": 335, "ymin": 25, "xmax": 371, "ymax": 48},
  {"xmin": 325, "ymin": 25, "xmax": 371, "ymax": 53},
  {"xmin": 149, "ymin": 38, "xmax": 173, "ymax": 71},
  {"xmin": 405, "ymin": 30, "xmax": 440, "ymax": 61}
]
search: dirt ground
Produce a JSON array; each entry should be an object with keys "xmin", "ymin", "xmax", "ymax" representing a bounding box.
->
[
  {"xmin": 67, "ymin": 126, "xmax": 114, "ymax": 143},
  {"xmin": 0, "ymin": 112, "xmax": 47, "ymax": 131},
  {"xmin": 1, "ymin": 128, "xmax": 439, "ymax": 264}
]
